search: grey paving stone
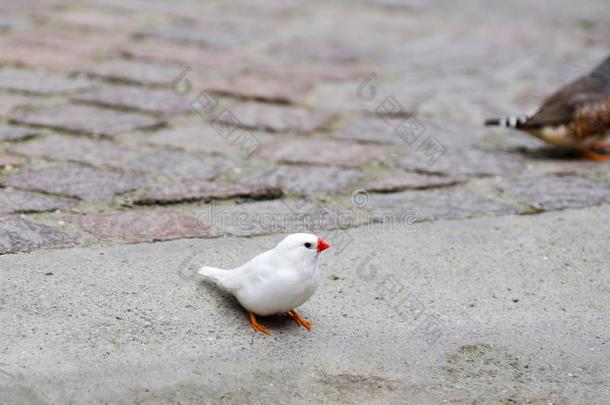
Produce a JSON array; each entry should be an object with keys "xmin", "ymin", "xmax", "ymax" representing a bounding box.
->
[
  {"xmin": 0, "ymin": 68, "xmax": 95, "ymax": 95},
  {"xmin": 0, "ymin": 17, "xmax": 10, "ymax": 30},
  {"xmin": 363, "ymin": 172, "xmax": 466, "ymax": 193},
  {"xmin": 0, "ymin": 216, "xmax": 76, "ymax": 254},
  {"xmin": 357, "ymin": 0, "xmax": 433, "ymax": 10},
  {"xmin": 258, "ymin": 138, "xmax": 390, "ymax": 167},
  {"xmin": 71, "ymin": 209, "xmax": 209, "ymax": 243},
  {"xmin": 0, "ymin": 124, "xmax": 38, "ymax": 141},
  {"xmin": 334, "ymin": 115, "xmax": 417, "ymax": 144},
  {"xmin": 1, "ymin": 165, "xmax": 147, "ymax": 201},
  {"xmin": 213, "ymin": 0, "xmax": 303, "ymax": 16},
  {"xmin": 366, "ymin": 186, "xmax": 520, "ymax": 222},
  {"xmin": 120, "ymin": 41, "xmax": 248, "ymax": 69},
  {"xmin": 87, "ymin": 60, "xmax": 185, "ymax": 86},
  {"xmin": 54, "ymin": 8, "xmax": 131, "ymax": 30},
  {"xmin": 215, "ymin": 102, "xmax": 336, "ymax": 133},
  {"xmin": 63, "ymin": 0, "xmax": 200, "ymax": 14},
  {"xmin": 312, "ymin": 80, "xmax": 419, "ymax": 116},
  {"xmin": 9, "ymin": 135, "xmax": 140, "ymax": 167},
  {"xmin": 7, "ymin": 27, "xmax": 123, "ymax": 57},
  {"xmin": 0, "ymin": 44, "xmax": 88, "ymax": 71},
  {"xmin": 125, "ymin": 150, "xmax": 234, "ymax": 180},
  {"xmin": 203, "ymin": 60, "xmax": 365, "ymax": 105},
  {"xmin": 397, "ymin": 146, "xmax": 524, "ymax": 176},
  {"xmin": 268, "ymin": 36, "xmax": 375, "ymax": 63},
  {"xmin": 133, "ymin": 180, "xmax": 282, "ymax": 204},
  {"xmin": 242, "ymin": 165, "xmax": 364, "ymax": 195},
  {"xmin": 206, "ymin": 71, "xmax": 314, "ymax": 104},
  {"xmin": 137, "ymin": 23, "xmax": 255, "ymax": 48},
  {"xmin": 0, "ymin": 154, "xmax": 26, "ymax": 168},
  {"xmin": 410, "ymin": 120, "xmax": 488, "ymax": 149},
  {"xmin": 10, "ymin": 104, "xmax": 163, "ymax": 137},
  {"xmin": 476, "ymin": 129, "xmax": 552, "ymax": 153},
  {"xmin": 0, "ymin": 189, "xmax": 75, "ymax": 214},
  {"xmin": 498, "ymin": 175, "xmax": 610, "ymax": 211},
  {"xmin": 146, "ymin": 122, "xmax": 272, "ymax": 157},
  {"xmin": 198, "ymin": 199, "xmax": 365, "ymax": 237},
  {"xmin": 0, "ymin": 93, "xmax": 37, "ymax": 116},
  {"xmin": 385, "ymin": 121, "xmax": 576, "ymax": 176},
  {"xmin": 253, "ymin": 63, "xmax": 368, "ymax": 82},
  {"xmin": 73, "ymin": 85, "xmax": 192, "ymax": 114}
]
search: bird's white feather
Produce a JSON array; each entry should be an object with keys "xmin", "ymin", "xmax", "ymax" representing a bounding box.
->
[{"xmin": 198, "ymin": 265, "xmax": 228, "ymax": 284}]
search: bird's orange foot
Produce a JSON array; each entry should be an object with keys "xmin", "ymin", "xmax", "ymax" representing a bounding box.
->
[
  {"xmin": 287, "ymin": 309, "xmax": 312, "ymax": 331},
  {"xmin": 593, "ymin": 141, "xmax": 610, "ymax": 149},
  {"xmin": 583, "ymin": 149, "xmax": 610, "ymax": 162},
  {"xmin": 248, "ymin": 312, "xmax": 271, "ymax": 335}
]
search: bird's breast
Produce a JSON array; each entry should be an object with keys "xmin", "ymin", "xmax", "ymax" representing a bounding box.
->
[{"xmin": 235, "ymin": 266, "xmax": 321, "ymax": 316}]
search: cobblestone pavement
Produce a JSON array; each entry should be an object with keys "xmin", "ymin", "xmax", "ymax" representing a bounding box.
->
[
  {"xmin": 0, "ymin": 0, "xmax": 609, "ymax": 403},
  {"xmin": 0, "ymin": 0, "xmax": 609, "ymax": 254}
]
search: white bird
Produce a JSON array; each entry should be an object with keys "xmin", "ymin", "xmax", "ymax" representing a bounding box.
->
[{"xmin": 198, "ymin": 233, "xmax": 331, "ymax": 335}]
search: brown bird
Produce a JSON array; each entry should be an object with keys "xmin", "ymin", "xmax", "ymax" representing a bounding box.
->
[{"xmin": 485, "ymin": 56, "xmax": 610, "ymax": 161}]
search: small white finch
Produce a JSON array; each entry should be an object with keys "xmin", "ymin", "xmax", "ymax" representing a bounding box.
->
[{"xmin": 198, "ymin": 233, "xmax": 331, "ymax": 335}]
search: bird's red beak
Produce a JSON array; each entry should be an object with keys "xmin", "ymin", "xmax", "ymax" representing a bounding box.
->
[{"xmin": 317, "ymin": 239, "xmax": 330, "ymax": 253}]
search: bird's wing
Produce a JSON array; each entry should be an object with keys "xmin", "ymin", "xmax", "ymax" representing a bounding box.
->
[
  {"xmin": 524, "ymin": 90, "xmax": 607, "ymax": 128},
  {"xmin": 523, "ymin": 56, "xmax": 610, "ymax": 128},
  {"xmin": 215, "ymin": 269, "xmax": 246, "ymax": 291},
  {"xmin": 221, "ymin": 249, "xmax": 276, "ymax": 292}
]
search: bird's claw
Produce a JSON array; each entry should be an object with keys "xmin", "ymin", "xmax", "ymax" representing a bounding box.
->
[
  {"xmin": 299, "ymin": 319, "xmax": 313, "ymax": 331},
  {"xmin": 251, "ymin": 323, "xmax": 271, "ymax": 335},
  {"xmin": 288, "ymin": 309, "xmax": 313, "ymax": 331},
  {"xmin": 583, "ymin": 149, "xmax": 610, "ymax": 161},
  {"xmin": 593, "ymin": 141, "xmax": 610, "ymax": 150},
  {"xmin": 248, "ymin": 312, "xmax": 271, "ymax": 335}
]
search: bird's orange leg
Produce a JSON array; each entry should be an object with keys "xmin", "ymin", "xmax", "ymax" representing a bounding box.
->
[
  {"xmin": 593, "ymin": 141, "xmax": 610, "ymax": 149},
  {"xmin": 248, "ymin": 312, "xmax": 271, "ymax": 335},
  {"xmin": 583, "ymin": 149, "xmax": 610, "ymax": 162},
  {"xmin": 287, "ymin": 309, "xmax": 312, "ymax": 331}
]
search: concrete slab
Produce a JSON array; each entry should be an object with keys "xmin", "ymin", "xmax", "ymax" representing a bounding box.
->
[{"xmin": 1, "ymin": 205, "xmax": 609, "ymax": 404}]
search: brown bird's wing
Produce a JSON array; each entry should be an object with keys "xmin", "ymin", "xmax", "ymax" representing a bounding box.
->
[{"xmin": 523, "ymin": 56, "xmax": 610, "ymax": 129}]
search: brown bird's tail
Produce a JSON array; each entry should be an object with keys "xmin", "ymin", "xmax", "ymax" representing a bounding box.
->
[{"xmin": 484, "ymin": 115, "xmax": 529, "ymax": 128}]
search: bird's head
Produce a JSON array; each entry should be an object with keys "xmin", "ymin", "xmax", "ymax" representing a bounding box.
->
[{"xmin": 274, "ymin": 233, "xmax": 331, "ymax": 265}]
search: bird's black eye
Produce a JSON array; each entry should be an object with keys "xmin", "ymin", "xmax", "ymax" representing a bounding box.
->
[{"xmin": 304, "ymin": 242, "xmax": 312, "ymax": 248}]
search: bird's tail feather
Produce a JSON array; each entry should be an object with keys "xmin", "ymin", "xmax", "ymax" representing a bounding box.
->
[
  {"xmin": 198, "ymin": 266, "xmax": 229, "ymax": 285},
  {"xmin": 484, "ymin": 115, "xmax": 528, "ymax": 128}
]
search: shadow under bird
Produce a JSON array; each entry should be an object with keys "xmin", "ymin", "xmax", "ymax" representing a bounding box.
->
[
  {"xmin": 198, "ymin": 233, "xmax": 331, "ymax": 335},
  {"xmin": 485, "ymin": 55, "xmax": 610, "ymax": 161}
]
